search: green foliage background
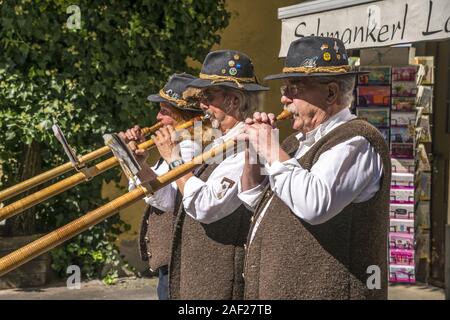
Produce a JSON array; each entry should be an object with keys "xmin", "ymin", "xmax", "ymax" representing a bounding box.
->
[{"xmin": 0, "ymin": 0, "xmax": 230, "ymax": 281}]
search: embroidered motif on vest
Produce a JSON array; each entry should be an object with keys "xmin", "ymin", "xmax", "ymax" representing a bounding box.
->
[{"xmin": 169, "ymin": 162, "xmax": 252, "ymax": 300}]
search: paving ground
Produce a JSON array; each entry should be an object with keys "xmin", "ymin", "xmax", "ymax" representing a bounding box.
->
[
  {"xmin": 0, "ymin": 277, "xmax": 158, "ymax": 300},
  {"xmin": 0, "ymin": 277, "xmax": 445, "ymax": 300},
  {"xmin": 388, "ymin": 283, "xmax": 445, "ymax": 300}
]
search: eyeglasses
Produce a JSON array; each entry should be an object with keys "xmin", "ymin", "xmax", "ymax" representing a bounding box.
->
[
  {"xmin": 200, "ymin": 89, "xmax": 225, "ymax": 104},
  {"xmin": 280, "ymin": 84, "xmax": 304, "ymax": 98}
]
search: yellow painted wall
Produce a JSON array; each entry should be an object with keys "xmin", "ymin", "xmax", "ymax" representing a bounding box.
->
[
  {"xmin": 115, "ymin": 0, "xmax": 303, "ymax": 271},
  {"xmin": 213, "ymin": 0, "xmax": 301, "ymax": 138}
]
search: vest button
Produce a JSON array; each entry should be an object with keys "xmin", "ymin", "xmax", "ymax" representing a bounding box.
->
[
  {"xmin": 145, "ymin": 236, "xmax": 149, "ymax": 242},
  {"xmin": 147, "ymin": 251, "xmax": 152, "ymax": 258},
  {"xmin": 149, "ymin": 267, "xmax": 154, "ymax": 272},
  {"xmin": 242, "ymin": 272, "xmax": 245, "ymax": 279},
  {"xmin": 244, "ymin": 244, "xmax": 247, "ymax": 251},
  {"xmin": 251, "ymin": 216, "xmax": 255, "ymax": 223}
]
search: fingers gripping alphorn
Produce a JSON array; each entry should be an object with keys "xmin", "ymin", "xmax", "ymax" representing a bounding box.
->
[
  {"xmin": 0, "ymin": 110, "xmax": 291, "ymax": 277},
  {"xmin": 0, "ymin": 116, "xmax": 205, "ymax": 222},
  {"xmin": 0, "ymin": 121, "xmax": 164, "ymax": 203}
]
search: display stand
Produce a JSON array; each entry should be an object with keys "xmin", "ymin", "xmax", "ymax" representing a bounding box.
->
[{"xmin": 355, "ymin": 54, "xmax": 435, "ymax": 284}]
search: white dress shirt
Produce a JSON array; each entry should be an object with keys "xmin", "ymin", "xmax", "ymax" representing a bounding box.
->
[
  {"xmin": 238, "ymin": 108, "xmax": 384, "ymax": 243},
  {"xmin": 129, "ymin": 139, "xmax": 201, "ymax": 212},
  {"xmin": 182, "ymin": 122, "xmax": 246, "ymax": 224}
]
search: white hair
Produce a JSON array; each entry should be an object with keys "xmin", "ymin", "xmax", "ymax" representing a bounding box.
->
[
  {"xmin": 222, "ymin": 87, "xmax": 265, "ymax": 120},
  {"xmin": 310, "ymin": 75, "xmax": 356, "ymax": 107}
]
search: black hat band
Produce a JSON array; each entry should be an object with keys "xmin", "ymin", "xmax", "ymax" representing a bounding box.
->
[
  {"xmin": 282, "ymin": 65, "xmax": 351, "ymax": 75},
  {"xmin": 199, "ymin": 73, "xmax": 258, "ymax": 89}
]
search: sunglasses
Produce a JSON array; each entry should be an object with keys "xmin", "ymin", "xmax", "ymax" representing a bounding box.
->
[
  {"xmin": 200, "ymin": 89, "xmax": 225, "ymax": 104},
  {"xmin": 159, "ymin": 106, "xmax": 177, "ymax": 117}
]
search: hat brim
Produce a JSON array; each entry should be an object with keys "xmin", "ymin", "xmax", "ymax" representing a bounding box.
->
[
  {"xmin": 147, "ymin": 94, "xmax": 202, "ymax": 113},
  {"xmin": 188, "ymin": 78, "xmax": 269, "ymax": 91},
  {"xmin": 264, "ymin": 70, "xmax": 369, "ymax": 81}
]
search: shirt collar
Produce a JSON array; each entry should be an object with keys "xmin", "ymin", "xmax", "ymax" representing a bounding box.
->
[{"xmin": 295, "ymin": 107, "xmax": 354, "ymax": 143}]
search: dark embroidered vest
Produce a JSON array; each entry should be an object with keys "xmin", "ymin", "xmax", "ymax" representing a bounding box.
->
[
  {"xmin": 137, "ymin": 158, "xmax": 178, "ymax": 271},
  {"xmin": 244, "ymin": 119, "xmax": 391, "ymax": 300},
  {"xmin": 169, "ymin": 163, "xmax": 252, "ymax": 300},
  {"xmin": 138, "ymin": 204, "xmax": 177, "ymax": 272}
]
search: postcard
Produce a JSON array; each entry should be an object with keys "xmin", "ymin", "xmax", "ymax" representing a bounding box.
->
[
  {"xmin": 391, "ymin": 143, "xmax": 414, "ymax": 159},
  {"xmin": 391, "ymin": 111, "xmax": 416, "ymax": 127},
  {"xmin": 357, "ymin": 86, "xmax": 391, "ymax": 106},
  {"xmin": 389, "ymin": 203, "xmax": 414, "ymax": 219},
  {"xmin": 417, "ymin": 144, "xmax": 431, "ymax": 171},
  {"xmin": 415, "ymin": 56, "xmax": 434, "ymax": 85},
  {"xmin": 390, "ymin": 186, "xmax": 414, "ymax": 204},
  {"xmin": 392, "ymin": 81, "xmax": 418, "ymax": 97},
  {"xmin": 358, "ymin": 66, "xmax": 391, "ymax": 85},
  {"xmin": 390, "ymin": 219, "xmax": 414, "ymax": 234},
  {"xmin": 391, "ymin": 172, "xmax": 414, "ymax": 188},
  {"xmin": 417, "ymin": 115, "xmax": 432, "ymax": 143},
  {"xmin": 391, "ymin": 158, "xmax": 415, "ymax": 174},
  {"xmin": 391, "ymin": 97, "xmax": 416, "ymax": 111},
  {"xmin": 416, "ymin": 86, "xmax": 433, "ymax": 114},
  {"xmin": 392, "ymin": 66, "xmax": 418, "ymax": 82},
  {"xmin": 389, "ymin": 232, "xmax": 414, "ymax": 250},
  {"xmin": 418, "ymin": 172, "xmax": 431, "ymax": 201},
  {"xmin": 391, "ymin": 127, "xmax": 414, "ymax": 144},
  {"xmin": 389, "ymin": 265, "xmax": 416, "ymax": 283},
  {"xmin": 390, "ymin": 249, "xmax": 415, "ymax": 266},
  {"xmin": 356, "ymin": 107, "xmax": 390, "ymax": 127}
]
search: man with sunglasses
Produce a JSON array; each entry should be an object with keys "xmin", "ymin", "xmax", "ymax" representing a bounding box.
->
[
  {"xmin": 238, "ymin": 37, "xmax": 391, "ymax": 299},
  {"xmin": 119, "ymin": 73, "xmax": 202, "ymax": 300},
  {"xmin": 150, "ymin": 50, "xmax": 268, "ymax": 299}
]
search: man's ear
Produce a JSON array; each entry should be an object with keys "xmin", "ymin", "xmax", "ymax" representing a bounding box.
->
[
  {"xmin": 231, "ymin": 94, "xmax": 240, "ymax": 107},
  {"xmin": 326, "ymin": 82, "xmax": 339, "ymax": 105}
]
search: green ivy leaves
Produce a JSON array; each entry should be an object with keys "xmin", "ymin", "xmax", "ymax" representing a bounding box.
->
[{"xmin": 0, "ymin": 0, "xmax": 229, "ymax": 282}]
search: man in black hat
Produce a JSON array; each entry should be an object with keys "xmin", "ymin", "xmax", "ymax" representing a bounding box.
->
[
  {"xmin": 238, "ymin": 36, "xmax": 391, "ymax": 299},
  {"xmin": 119, "ymin": 73, "xmax": 203, "ymax": 300},
  {"xmin": 150, "ymin": 50, "xmax": 268, "ymax": 299}
]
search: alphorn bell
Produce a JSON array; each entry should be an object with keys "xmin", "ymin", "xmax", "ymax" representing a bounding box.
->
[
  {"xmin": 0, "ymin": 121, "xmax": 164, "ymax": 203},
  {"xmin": 0, "ymin": 110, "xmax": 291, "ymax": 277},
  {"xmin": 0, "ymin": 116, "xmax": 207, "ymax": 222}
]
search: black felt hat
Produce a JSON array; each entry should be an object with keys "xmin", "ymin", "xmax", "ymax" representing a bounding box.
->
[
  {"xmin": 265, "ymin": 36, "xmax": 368, "ymax": 81},
  {"xmin": 147, "ymin": 73, "xmax": 202, "ymax": 112},
  {"xmin": 188, "ymin": 50, "xmax": 269, "ymax": 91}
]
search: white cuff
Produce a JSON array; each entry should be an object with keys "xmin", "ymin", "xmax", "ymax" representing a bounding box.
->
[
  {"xmin": 264, "ymin": 158, "xmax": 300, "ymax": 175},
  {"xmin": 237, "ymin": 178, "xmax": 268, "ymax": 209},
  {"xmin": 180, "ymin": 140, "xmax": 200, "ymax": 162},
  {"xmin": 144, "ymin": 193, "xmax": 174, "ymax": 212}
]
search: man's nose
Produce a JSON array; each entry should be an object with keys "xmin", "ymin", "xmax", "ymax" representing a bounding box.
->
[
  {"xmin": 156, "ymin": 112, "xmax": 163, "ymax": 121},
  {"xmin": 200, "ymin": 102, "xmax": 209, "ymax": 111},
  {"xmin": 280, "ymin": 95, "xmax": 292, "ymax": 105}
]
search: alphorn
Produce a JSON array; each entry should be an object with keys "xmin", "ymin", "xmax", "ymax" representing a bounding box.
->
[
  {"xmin": 0, "ymin": 116, "xmax": 206, "ymax": 222},
  {"xmin": 0, "ymin": 121, "xmax": 164, "ymax": 203},
  {"xmin": 0, "ymin": 110, "xmax": 291, "ymax": 277}
]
